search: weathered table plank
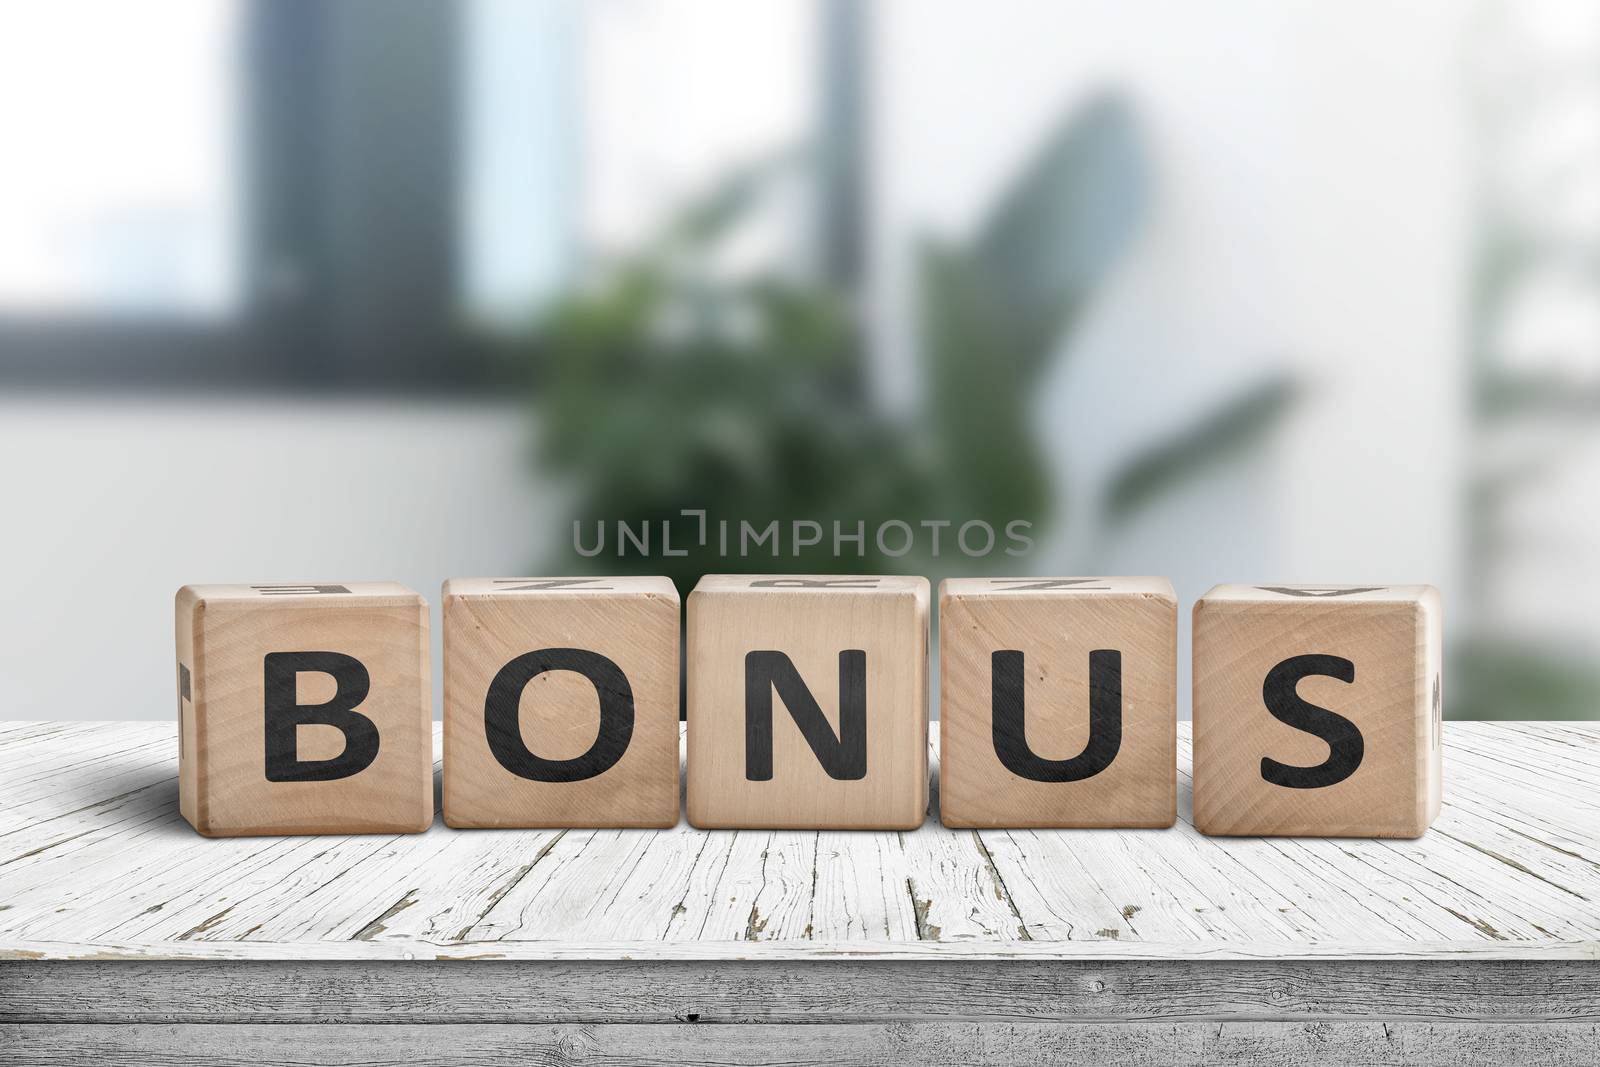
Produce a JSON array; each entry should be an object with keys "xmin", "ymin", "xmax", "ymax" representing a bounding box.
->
[
  {"xmin": 1, "ymin": 721, "xmax": 1596, "ymax": 1064},
  {"xmin": 4, "ymin": 959, "xmax": 1598, "ymax": 1024},
  {"xmin": 4, "ymin": 1019, "xmax": 1599, "ymax": 1067},
  {"xmin": 1, "ymin": 722, "xmax": 1598, "ymax": 960}
]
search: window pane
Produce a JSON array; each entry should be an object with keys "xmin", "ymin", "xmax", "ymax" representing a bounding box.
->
[
  {"xmin": 0, "ymin": 0, "xmax": 241, "ymax": 317},
  {"xmin": 580, "ymin": 0, "xmax": 817, "ymax": 253},
  {"xmin": 459, "ymin": 0, "xmax": 579, "ymax": 325}
]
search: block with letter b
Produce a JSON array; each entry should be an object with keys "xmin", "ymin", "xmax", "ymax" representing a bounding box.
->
[
  {"xmin": 939, "ymin": 577, "xmax": 1177, "ymax": 828},
  {"xmin": 174, "ymin": 582, "xmax": 432, "ymax": 837},
  {"xmin": 442, "ymin": 577, "xmax": 680, "ymax": 829},
  {"xmin": 1193, "ymin": 584, "xmax": 1443, "ymax": 838},
  {"xmin": 686, "ymin": 575, "xmax": 929, "ymax": 829}
]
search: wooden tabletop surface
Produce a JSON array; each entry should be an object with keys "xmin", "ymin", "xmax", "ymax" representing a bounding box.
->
[{"xmin": 0, "ymin": 720, "xmax": 1595, "ymax": 963}]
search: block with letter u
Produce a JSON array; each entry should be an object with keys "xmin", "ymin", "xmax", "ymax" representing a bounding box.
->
[{"xmin": 938, "ymin": 577, "xmax": 1177, "ymax": 828}]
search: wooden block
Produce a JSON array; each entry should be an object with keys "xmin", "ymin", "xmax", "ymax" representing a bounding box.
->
[
  {"xmin": 686, "ymin": 575, "xmax": 929, "ymax": 829},
  {"xmin": 442, "ymin": 577, "xmax": 680, "ymax": 829},
  {"xmin": 939, "ymin": 577, "xmax": 1177, "ymax": 828},
  {"xmin": 1193, "ymin": 584, "xmax": 1443, "ymax": 838},
  {"xmin": 173, "ymin": 582, "xmax": 432, "ymax": 837}
]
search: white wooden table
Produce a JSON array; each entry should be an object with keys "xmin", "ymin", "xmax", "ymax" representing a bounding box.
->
[{"xmin": 1, "ymin": 720, "xmax": 1596, "ymax": 1065}]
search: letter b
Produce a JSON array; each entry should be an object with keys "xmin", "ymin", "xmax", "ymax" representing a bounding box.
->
[{"xmin": 263, "ymin": 651, "xmax": 380, "ymax": 782}]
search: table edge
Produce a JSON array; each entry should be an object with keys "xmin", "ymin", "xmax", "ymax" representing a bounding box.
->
[{"xmin": 3, "ymin": 939, "xmax": 1597, "ymax": 963}]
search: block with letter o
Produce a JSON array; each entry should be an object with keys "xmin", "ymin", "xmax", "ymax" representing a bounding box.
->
[{"xmin": 441, "ymin": 576, "xmax": 680, "ymax": 829}]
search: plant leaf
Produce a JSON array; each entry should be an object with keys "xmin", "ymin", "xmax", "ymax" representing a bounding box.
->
[
  {"xmin": 918, "ymin": 242, "xmax": 1055, "ymax": 522},
  {"xmin": 972, "ymin": 91, "xmax": 1147, "ymax": 370},
  {"xmin": 1103, "ymin": 375, "xmax": 1297, "ymax": 526},
  {"xmin": 664, "ymin": 148, "xmax": 807, "ymax": 251},
  {"xmin": 1449, "ymin": 636, "xmax": 1600, "ymax": 720},
  {"xmin": 917, "ymin": 94, "xmax": 1148, "ymax": 529}
]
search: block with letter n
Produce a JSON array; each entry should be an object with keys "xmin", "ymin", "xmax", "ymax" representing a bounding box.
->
[
  {"xmin": 1192, "ymin": 584, "xmax": 1443, "ymax": 838},
  {"xmin": 686, "ymin": 575, "xmax": 929, "ymax": 829},
  {"xmin": 939, "ymin": 576, "xmax": 1177, "ymax": 828},
  {"xmin": 173, "ymin": 582, "xmax": 432, "ymax": 837}
]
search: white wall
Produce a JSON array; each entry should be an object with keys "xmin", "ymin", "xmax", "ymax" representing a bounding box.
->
[
  {"xmin": 0, "ymin": 397, "xmax": 544, "ymax": 719},
  {"xmin": 874, "ymin": 0, "xmax": 1471, "ymax": 712}
]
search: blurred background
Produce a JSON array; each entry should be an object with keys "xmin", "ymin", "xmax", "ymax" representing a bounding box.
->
[{"xmin": 2, "ymin": 0, "xmax": 1597, "ymax": 720}]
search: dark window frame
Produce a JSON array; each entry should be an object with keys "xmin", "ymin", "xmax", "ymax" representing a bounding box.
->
[{"xmin": 0, "ymin": 0, "xmax": 495, "ymax": 393}]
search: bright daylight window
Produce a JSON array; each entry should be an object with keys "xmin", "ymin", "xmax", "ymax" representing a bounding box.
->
[
  {"xmin": 0, "ymin": 0, "xmax": 242, "ymax": 318},
  {"xmin": 0, "ymin": 0, "xmax": 817, "ymax": 383}
]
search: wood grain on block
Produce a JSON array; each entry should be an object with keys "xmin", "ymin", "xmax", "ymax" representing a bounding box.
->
[
  {"xmin": 940, "ymin": 577, "xmax": 1177, "ymax": 828},
  {"xmin": 686, "ymin": 575, "xmax": 929, "ymax": 829},
  {"xmin": 442, "ymin": 576, "xmax": 679, "ymax": 829},
  {"xmin": 1193, "ymin": 584, "xmax": 1443, "ymax": 838},
  {"xmin": 173, "ymin": 582, "xmax": 431, "ymax": 837}
]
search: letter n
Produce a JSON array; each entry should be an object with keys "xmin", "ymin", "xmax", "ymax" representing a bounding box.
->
[{"xmin": 744, "ymin": 651, "xmax": 867, "ymax": 781}]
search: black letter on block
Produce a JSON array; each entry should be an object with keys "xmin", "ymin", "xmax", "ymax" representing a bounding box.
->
[
  {"xmin": 1261, "ymin": 654, "xmax": 1362, "ymax": 788},
  {"xmin": 992, "ymin": 650, "xmax": 1122, "ymax": 782},
  {"xmin": 749, "ymin": 578, "xmax": 879, "ymax": 588},
  {"xmin": 745, "ymin": 651, "xmax": 867, "ymax": 781},
  {"xmin": 264, "ymin": 652, "xmax": 378, "ymax": 782},
  {"xmin": 485, "ymin": 648, "xmax": 634, "ymax": 782}
]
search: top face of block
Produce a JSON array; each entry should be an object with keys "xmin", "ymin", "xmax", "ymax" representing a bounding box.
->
[
  {"xmin": 1199, "ymin": 584, "xmax": 1438, "ymax": 607},
  {"xmin": 693, "ymin": 574, "xmax": 929, "ymax": 603},
  {"xmin": 941, "ymin": 576, "xmax": 1175, "ymax": 601},
  {"xmin": 179, "ymin": 582, "xmax": 423, "ymax": 607},
  {"xmin": 444, "ymin": 575, "xmax": 678, "ymax": 600}
]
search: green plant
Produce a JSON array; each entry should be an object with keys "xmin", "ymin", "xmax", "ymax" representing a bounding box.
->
[{"xmin": 528, "ymin": 94, "xmax": 1295, "ymax": 595}]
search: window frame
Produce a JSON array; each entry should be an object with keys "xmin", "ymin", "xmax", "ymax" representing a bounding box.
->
[{"xmin": 0, "ymin": 0, "xmax": 491, "ymax": 393}]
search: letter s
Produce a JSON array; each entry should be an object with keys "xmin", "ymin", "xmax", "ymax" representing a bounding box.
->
[{"xmin": 1260, "ymin": 654, "xmax": 1362, "ymax": 789}]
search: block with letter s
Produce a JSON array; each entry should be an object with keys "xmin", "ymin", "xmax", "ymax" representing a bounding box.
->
[{"xmin": 1192, "ymin": 584, "xmax": 1443, "ymax": 838}]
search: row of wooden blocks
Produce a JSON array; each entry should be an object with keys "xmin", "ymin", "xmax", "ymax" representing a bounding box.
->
[{"xmin": 175, "ymin": 576, "xmax": 1442, "ymax": 839}]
